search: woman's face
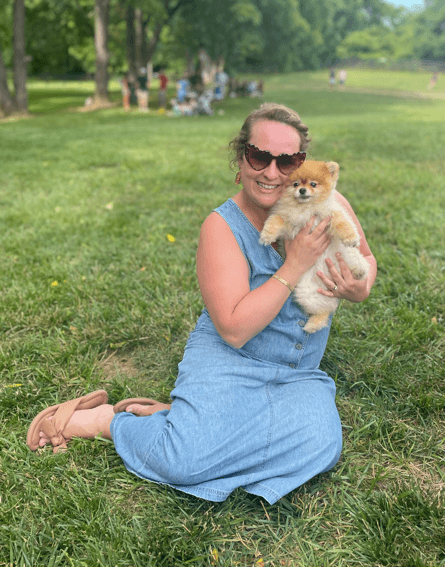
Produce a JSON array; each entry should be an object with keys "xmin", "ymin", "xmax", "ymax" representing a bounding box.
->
[{"xmin": 238, "ymin": 119, "xmax": 302, "ymax": 212}]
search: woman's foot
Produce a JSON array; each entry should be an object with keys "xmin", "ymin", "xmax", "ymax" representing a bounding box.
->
[
  {"xmin": 38, "ymin": 404, "xmax": 115, "ymax": 448},
  {"xmin": 120, "ymin": 401, "xmax": 171, "ymax": 416}
]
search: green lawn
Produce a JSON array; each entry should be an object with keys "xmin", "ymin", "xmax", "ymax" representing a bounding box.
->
[{"xmin": 1, "ymin": 70, "xmax": 444, "ymax": 566}]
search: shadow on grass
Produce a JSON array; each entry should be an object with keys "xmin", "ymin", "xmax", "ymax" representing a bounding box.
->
[{"xmin": 27, "ymin": 87, "xmax": 122, "ymax": 114}]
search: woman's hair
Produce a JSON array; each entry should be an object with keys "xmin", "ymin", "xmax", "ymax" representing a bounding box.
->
[{"xmin": 229, "ymin": 103, "xmax": 311, "ymax": 170}]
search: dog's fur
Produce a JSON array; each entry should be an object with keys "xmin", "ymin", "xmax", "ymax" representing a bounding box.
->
[{"xmin": 260, "ymin": 160, "xmax": 369, "ymax": 333}]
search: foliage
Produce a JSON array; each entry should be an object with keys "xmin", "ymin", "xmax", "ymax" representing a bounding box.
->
[
  {"xmin": 0, "ymin": 1, "xmax": 13, "ymax": 65},
  {"xmin": 411, "ymin": 0, "xmax": 445, "ymax": 60},
  {"xmin": 336, "ymin": 24, "xmax": 416, "ymax": 60},
  {"xmin": 1, "ymin": 0, "xmax": 444, "ymax": 78}
]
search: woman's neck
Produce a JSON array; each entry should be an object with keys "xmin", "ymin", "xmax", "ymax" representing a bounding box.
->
[{"xmin": 232, "ymin": 191, "xmax": 270, "ymax": 232}]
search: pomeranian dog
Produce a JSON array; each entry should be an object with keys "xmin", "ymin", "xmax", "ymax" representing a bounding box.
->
[{"xmin": 259, "ymin": 160, "xmax": 369, "ymax": 333}]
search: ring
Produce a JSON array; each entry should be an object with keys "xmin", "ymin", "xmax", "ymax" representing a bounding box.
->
[{"xmin": 332, "ymin": 285, "xmax": 338, "ymax": 291}]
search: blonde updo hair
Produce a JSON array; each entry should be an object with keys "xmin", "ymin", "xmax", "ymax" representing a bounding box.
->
[{"xmin": 229, "ymin": 103, "xmax": 311, "ymax": 170}]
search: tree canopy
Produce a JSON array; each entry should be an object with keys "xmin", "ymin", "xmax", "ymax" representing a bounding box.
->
[{"xmin": 0, "ymin": 0, "xmax": 444, "ymax": 80}]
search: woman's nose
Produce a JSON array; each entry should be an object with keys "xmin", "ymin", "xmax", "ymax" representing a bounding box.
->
[{"xmin": 263, "ymin": 158, "xmax": 280, "ymax": 178}]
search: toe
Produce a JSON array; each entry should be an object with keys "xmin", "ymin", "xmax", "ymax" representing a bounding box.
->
[
  {"xmin": 39, "ymin": 435, "xmax": 49, "ymax": 447},
  {"xmin": 126, "ymin": 403, "xmax": 155, "ymax": 416},
  {"xmin": 126, "ymin": 402, "xmax": 171, "ymax": 416}
]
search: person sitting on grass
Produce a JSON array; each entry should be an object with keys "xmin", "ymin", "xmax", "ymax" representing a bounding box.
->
[{"xmin": 27, "ymin": 103, "xmax": 377, "ymax": 505}]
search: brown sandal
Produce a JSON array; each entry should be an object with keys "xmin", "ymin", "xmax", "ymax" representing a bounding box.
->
[
  {"xmin": 113, "ymin": 398, "xmax": 160, "ymax": 414},
  {"xmin": 27, "ymin": 390, "xmax": 109, "ymax": 453}
]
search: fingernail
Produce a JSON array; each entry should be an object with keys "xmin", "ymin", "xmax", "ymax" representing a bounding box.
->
[{"xmin": 126, "ymin": 406, "xmax": 133, "ymax": 412}]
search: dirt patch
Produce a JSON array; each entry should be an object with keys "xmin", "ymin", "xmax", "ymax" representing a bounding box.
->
[{"xmin": 99, "ymin": 351, "xmax": 140, "ymax": 380}]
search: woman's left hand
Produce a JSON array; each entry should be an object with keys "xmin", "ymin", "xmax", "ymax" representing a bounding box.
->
[{"xmin": 316, "ymin": 252, "xmax": 370, "ymax": 303}]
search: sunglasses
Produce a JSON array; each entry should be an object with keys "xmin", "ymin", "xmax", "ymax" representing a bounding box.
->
[{"xmin": 244, "ymin": 143, "xmax": 306, "ymax": 175}]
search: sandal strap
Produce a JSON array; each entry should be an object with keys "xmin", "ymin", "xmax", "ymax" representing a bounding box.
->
[{"xmin": 27, "ymin": 390, "xmax": 108, "ymax": 452}]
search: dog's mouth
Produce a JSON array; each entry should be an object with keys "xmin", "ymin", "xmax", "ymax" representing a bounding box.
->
[{"xmin": 295, "ymin": 193, "xmax": 312, "ymax": 202}]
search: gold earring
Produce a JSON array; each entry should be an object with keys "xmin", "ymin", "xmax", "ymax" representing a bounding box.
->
[{"xmin": 235, "ymin": 171, "xmax": 241, "ymax": 185}]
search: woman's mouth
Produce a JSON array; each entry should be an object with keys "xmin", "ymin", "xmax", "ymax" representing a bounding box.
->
[{"xmin": 257, "ymin": 181, "xmax": 280, "ymax": 190}]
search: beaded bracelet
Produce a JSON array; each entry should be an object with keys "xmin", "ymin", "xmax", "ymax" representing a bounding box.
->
[{"xmin": 272, "ymin": 274, "xmax": 295, "ymax": 293}]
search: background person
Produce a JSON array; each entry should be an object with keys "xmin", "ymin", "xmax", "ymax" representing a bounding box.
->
[
  {"xmin": 120, "ymin": 74, "xmax": 131, "ymax": 111},
  {"xmin": 428, "ymin": 72, "xmax": 438, "ymax": 90},
  {"xmin": 176, "ymin": 72, "xmax": 190, "ymax": 103},
  {"xmin": 158, "ymin": 69, "xmax": 169, "ymax": 109},
  {"xmin": 28, "ymin": 103, "xmax": 377, "ymax": 505},
  {"xmin": 136, "ymin": 67, "xmax": 150, "ymax": 112}
]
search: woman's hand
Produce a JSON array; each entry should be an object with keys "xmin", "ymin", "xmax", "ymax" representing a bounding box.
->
[
  {"xmin": 283, "ymin": 216, "xmax": 332, "ymax": 275},
  {"xmin": 316, "ymin": 252, "xmax": 371, "ymax": 303}
]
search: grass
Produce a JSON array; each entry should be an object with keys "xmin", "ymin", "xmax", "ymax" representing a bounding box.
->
[{"xmin": 0, "ymin": 69, "xmax": 444, "ymax": 566}]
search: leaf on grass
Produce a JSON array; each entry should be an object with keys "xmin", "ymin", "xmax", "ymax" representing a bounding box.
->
[{"xmin": 210, "ymin": 548, "xmax": 218, "ymax": 564}]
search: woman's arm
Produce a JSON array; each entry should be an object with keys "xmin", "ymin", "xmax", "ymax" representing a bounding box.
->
[
  {"xmin": 196, "ymin": 212, "xmax": 332, "ymax": 348},
  {"xmin": 316, "ymin": 191, "xmax": 377, "ymax": 303}
]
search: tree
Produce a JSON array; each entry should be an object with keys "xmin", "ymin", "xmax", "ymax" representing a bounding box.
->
[
  {"xmin": 13, "ymin": 0, "xmax": 27, "ymax": 111},
  {"xmin": 0, "ymin": 0, "xmax": 27, "ymax": 116},
  {"xmin": 411, "ymin": 0, "xmax": 445, "ymax": 61},
  {"xmin": 94, "ymin": 0, "xmax": 110, "ymax": 101},
  {"xmin": 162, "ymin": 0, "xmax": 264, "ymax": 72},
  {"xmin": 121, "ymin": 0, "xmax": 196, "ymax": 77},
  {"xmin": 336, "ymin": 24, "xmax": 415, "ymax": 60},
  {"xmin": 0, "ymin": 47, "xmax": 15, "ymax": 115}
]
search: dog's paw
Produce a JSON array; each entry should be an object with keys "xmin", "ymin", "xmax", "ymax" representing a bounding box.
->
[
  {"xmin": 342, "ymin": 236, "xmax": 360, "ymax": 247},
  {"xmin": 351, "ymin": 266, "xmax": 367, "ymax": 280},
  {"xmin": 303, "ymin": 312, "xmax": 331, "ymax": 333},
  {"xmin": 259, "ymin": 232, "xmax": 274, "ymax": 246}
]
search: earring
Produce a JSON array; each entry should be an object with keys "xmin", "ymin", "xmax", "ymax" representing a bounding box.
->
[{"xmin": 235, "ymin": 171, "xmax": 241, "ymax": 185}]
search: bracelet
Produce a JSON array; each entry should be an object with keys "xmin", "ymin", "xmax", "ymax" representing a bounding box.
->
[{"xmin": 272, "ymin": 274, "xmax": 295, "ymax": 293}]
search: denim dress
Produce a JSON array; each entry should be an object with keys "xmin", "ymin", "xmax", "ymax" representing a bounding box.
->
[{"xmin": 110, "ymin": 199, "xmax": 342, "ymax": 504}]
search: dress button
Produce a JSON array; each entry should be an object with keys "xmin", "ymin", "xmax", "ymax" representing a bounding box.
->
[
  {"xmin": 298, "ymin": 320, "xmax": 306, "ymax": 327},
  {"xmin": 295, "ymin": 343, "xmax": 303, "ymax": 350},
  {"xmin": 289, "ymin": 363, "xmax": 296, "ymax": 369}
]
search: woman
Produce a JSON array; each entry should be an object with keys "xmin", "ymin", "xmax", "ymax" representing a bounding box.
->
[{"xmin": 27, "ymin": 103, "xmax": 377, "ymax": 504}]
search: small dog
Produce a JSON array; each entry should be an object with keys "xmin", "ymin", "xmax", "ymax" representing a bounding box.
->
[{"xmin": 260, "ymin": 160, "xmax": 369, "ymax": 333}]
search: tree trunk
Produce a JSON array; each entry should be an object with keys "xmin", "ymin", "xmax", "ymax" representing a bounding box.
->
[
  {"xmin": 94, "ymin": 0, "xmax": 109, "ymax": 102},
  {"xmin": 134, "ymin": 8, "xmax": 143, "ymax": 72},
  {"xmin": 146, "ymin": 21, "xmax": 163, "ymax": 64},
  {"xmin": 185, "ymin": 49, "xmax": 195, "ymax": 76},
  {"xmin": 0, "ymin": 48, "xmax": 15, "ymax": 116},
  {"xmin": 13, "ymin": 0, "xmax": 28, "ymax": 113},
  {"xmin": 126, "ymin": 6, "xmax": 136, "ymax": 79}
]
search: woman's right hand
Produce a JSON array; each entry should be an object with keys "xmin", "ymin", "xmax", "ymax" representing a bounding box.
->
[
  {"xmin": 283, "ymin": 216, "xmax": 332, "ymax": 275},
  {"xmin": 197, "ymin": 213, "xmax": 331, "ymax": 349}
]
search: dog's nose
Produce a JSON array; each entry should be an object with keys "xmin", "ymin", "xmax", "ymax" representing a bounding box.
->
[{"xmin": 299, "ymin": 188, "xmax": 306, "ymax": 195}]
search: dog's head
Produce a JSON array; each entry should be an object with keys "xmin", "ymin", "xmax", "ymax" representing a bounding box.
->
[{"xmin": 284, "ymin": 161, "xmax": 339, "ymax": 205}]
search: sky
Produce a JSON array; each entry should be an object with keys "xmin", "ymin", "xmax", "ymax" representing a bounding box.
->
[{"xmin": 386, "ymin": 0, "xmax": 425, "ymax": 9}]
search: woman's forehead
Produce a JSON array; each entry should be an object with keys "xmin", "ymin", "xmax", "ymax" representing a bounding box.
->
[{"xmin": 250, "ymin": 120, "xmax": 301, "ymax": 154}]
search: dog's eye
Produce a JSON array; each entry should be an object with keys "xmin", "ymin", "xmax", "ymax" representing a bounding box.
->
[
  {"xmin": 310, "ymin": 182, "xmax": 317, "ymax": 188},
  {"xmin": 293, "ymin": 181, "xmax": 300, "ymax": 187}
]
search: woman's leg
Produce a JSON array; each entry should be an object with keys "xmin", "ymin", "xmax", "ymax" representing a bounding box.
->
[{"xmin": 38, "ymin": 401, "xmax": 171, "ymax": 448}]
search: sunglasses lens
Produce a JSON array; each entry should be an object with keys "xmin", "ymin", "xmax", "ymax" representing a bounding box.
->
[
  {"xmin": 245, "ymin": 144, "xmax": 306, "ymax": 174},
  {"xmin": 246, "ymin": 146, "xmax": 271, "ymax": 170},
  {"xmin": 277, "ymin": 152, "xmax": 306, "ymax": 175}
]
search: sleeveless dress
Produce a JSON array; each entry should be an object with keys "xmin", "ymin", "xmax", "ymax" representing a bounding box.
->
[{"xmin": 110, "ymin": 199, "xmax": 342, "ymax": 504}]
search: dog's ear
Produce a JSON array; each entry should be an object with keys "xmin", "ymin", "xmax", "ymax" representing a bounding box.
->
[{"xmin": 325, "ymin": 161, "xmax": 339, "ymax": 182}]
